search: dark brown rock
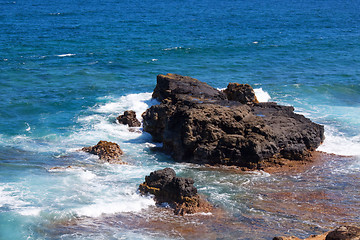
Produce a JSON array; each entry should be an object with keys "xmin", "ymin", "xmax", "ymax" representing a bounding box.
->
[
  {"xmin": 223, "ymin": 82, "xmax": 259, "ymax": 104},
  {"xmin": 139, "ymin": 168, "xmax": 212, "ymax": 215},
  {"xmin": 326, "ymin": 226, "xmax": 360, "ymax": 240},
  {"xmin": 273, "ymin": 226, "xmax": 360, "ymax": 240},
  {"xmin": 152, "ymin": 73, "xmax": 226, "ymax": 103},
  {"xmin": 117, "ymin": 110, "xmax": 141, "ymax": 127},
  {"xmin": 142, "ymin": 74, "xmax": 325, "ymax": 170},
  {"xmin": 82, "ymin": 140, "xmax": 125, "ymax": 164}
]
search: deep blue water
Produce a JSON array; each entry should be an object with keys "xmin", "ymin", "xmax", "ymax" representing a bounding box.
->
[{"xmin": 1, "ymin": 0, "xmax": 359, "ymax": 239}]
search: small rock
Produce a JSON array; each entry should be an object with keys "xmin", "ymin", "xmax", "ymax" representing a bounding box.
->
[
  {"xmin": 117, "ymin": 110, "xmax": 141, "ymax": 127},
  {"xmin": 82, "ymin": 140, "xmax": 125, "ymax": 164},
  {"xmin": 326, "ymin": 226, "xmax": 360, "ymax": 240},
  {"xmin": 139, "ymin": 168, "xmax": 212, "ymax": 215},
  {"xmin": 223, "ymin": 82, "xmax": 259, "ymax": 104}
]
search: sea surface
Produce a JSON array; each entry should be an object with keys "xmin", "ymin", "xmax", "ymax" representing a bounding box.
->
[{"xmin": 0, "ymin": 0, "xmax": 359, "ymax": 239}]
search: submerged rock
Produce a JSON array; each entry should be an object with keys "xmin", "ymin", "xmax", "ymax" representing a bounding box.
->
[
  {"xmin": 142, "ymin": 73, "xmax": 324, "ymax": 170},
  {"xmin": 82, "ymin": 140, "xmax": 125, "ymax": 164},
  {"xmin": 117, "ymin": 110, "xmax": 141, "ymax": 127},
  {"xmin": 223, "ymin": 82, "xmax": 259, "ymax": 104},
  {"xmin": 139, "ymin": 168, "xmax": 212, "ymax": 215}
]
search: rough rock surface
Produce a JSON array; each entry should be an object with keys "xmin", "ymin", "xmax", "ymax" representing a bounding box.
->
[
  {"xmin": 117, "ymin": 110, "xmax": 141, "ymax": 127},
  {"xmin": 139, "ymin": 168, "xmax": 212, "ymax": 215},
  {"xmin": 142, "ymin": 73, "xmax": 324, "ymax": 170},
  {"xmin": 273, "ymin": 225, "xmax": 360, "ymax": 240},
  {"xmin": 326, "ymin": 226, "xmax": 360, "ymax": 240},
  {"xmin": 223, "ymin": 82, "xmax": 259, "ymax": 104},
  {"xmin": 82, "ymin": 140, "xmax": 125, "ymax": 164},
  {"xmin": 152, "ymin": 73, "xmax": 226, "ymax": 103}
]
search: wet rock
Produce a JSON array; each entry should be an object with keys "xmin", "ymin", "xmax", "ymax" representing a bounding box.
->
[
  {"xmin": 139, "ymin": 168, "xmax": 212, "ymax": 215},
  {"xmin": 117, "ymin": 110, "xmax": 141, "ymax": 127},
  {"xmin": 82, "ymin": 140, "xmax": 125, "ymax": 164},
  {"xmin": 142, "ymin": 73, "xmax": 325, "ymax": 170},
  {"xmin": 223, "ymin": 82, "xmax": 259, "ymax": 104},
  {"xmin": 326, "ymin": 226, "xmax": 360, "ymax": 240}
]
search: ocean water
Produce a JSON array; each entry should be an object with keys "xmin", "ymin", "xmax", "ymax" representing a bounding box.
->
[{"xmin": 1, "ymin": 0, "xmax": 359, "ymax": 239}]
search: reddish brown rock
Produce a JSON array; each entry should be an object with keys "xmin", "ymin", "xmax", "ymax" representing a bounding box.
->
[
  {"xmin": 223, "ymin": 82, "xmax": 259, "ymax": 104},
  {"xmin": 139, "ymin": 168, "xmax": 212, "ymax": 215},
  {"xmin": 273, "ymin": 225, "xmax": 360, "ymax": 240},
  {"xmin": 117, "ymin": 110, "xmax": 141, "ymax": 127},
  {"xmin": 82, "ymin": 140, "xmax": 125, "ymax": 164}
]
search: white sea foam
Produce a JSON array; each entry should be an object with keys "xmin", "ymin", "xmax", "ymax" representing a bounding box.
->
[
  {"xmin": 95, "ymin": 92, "xmax": 157, "ymax": 116},
  {"xmin": 163, "ymin": 46, "xmax": 190, "ymax": 51},
  {"xmin": 217, "ymin": 87, "xmax": 271, "ymax": 102},
  {"xmin": 317, "ymin": 125, "xmax": 360, "ymax": 156},
  {"xmin": 56, "ymin": 53, "xmax": 76, "ymax": 57},
  {"xmin": 25, "ymin": 122, "xmax": 31, "ymax": 132},
  {"xmin": 0, "ymin": 185, "xmax": 24, "ymax": 208},
  {"xmin": 74, "ymin": 193, "xmax": 155, "ymax": 217},
  {"xmin": 0, "ymin": 185, "xmax": 41, "ymax": 216},
  {"xmin": 18, "ymin": 207, "xmax": 42, "ymax": 216},
  {"xmin": 254, "ymin": 88, "xmax": 271, "ymax": 102}
]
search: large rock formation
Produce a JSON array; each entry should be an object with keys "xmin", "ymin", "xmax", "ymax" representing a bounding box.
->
[
  {"xmin": 82, "ymin": 140, "xmax": 125, "ymax": 164},
  {"xmin": 142, "ymin": 73, "xmax": 324, "ymax": 170},
  {"xmin": 139, "ymin": 168, "xmax": 212, "ymax": 215},
  {"xmin": 117, "ymin": 110, "xmax": 141, "ymax": 127}
]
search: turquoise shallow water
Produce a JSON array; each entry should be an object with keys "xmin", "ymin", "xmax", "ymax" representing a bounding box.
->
[{"xmin": 1, "ymin": 0, "xmax": 360, "ymax": 239}]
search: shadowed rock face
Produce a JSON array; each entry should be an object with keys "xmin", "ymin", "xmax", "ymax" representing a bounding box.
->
[
  {"xmin": 142, "ymin": 73, "xmax": 325, "ymax": 170},
  {"xmin": 117, "ymin": 110, "xmax": 141, "ymax": 127},
  {"xmin": 139, "ymin": 168, "xmax": 212, "ymax": 215},
  {"xmin": 82, "ymin": 140, "xmax": 125, "ymax": 164}
]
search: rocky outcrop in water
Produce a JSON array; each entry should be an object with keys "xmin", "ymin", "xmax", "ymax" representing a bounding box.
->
[
  {"xmin": 223, "ymin": 82, "xmax": 259, "ymax": 104},
  {"xmin": 326, "ymin": 226, "xmax": 360, "ymax": 240},
  {"xmin": 139, "ymin": 168, "xmax": 212, "ymax": 215},
  {"xmin": 142, "ymin": 73, "xmax": 324, "ymax": 170},
  {"xmin": 82, "ymin": 140, "xmax": 125, "ymax": 164},
  {"xmin": 117, "ymin": 110, "xmax": 141, "ymax": 127},
  {"xmin": 273, "ymin": 225, "xmax": 360, "ymax": 240}
]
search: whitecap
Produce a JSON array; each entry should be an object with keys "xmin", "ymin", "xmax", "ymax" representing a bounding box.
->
[
  {"xmin": 317, "ymin": 125, "xmax": 360, "ymax": 156},
  {"xmin": 18, "ymin": 207, "xmax": 42, "ymax": 216},
  {"xmin": 254, "ymin": 88, "xmax": 271, "ymax": 102},
  {"xmin": 56, "ymin": 53, "xmax": 76, "ymax": 57},
  {"xmin": 25, "ymin": 122, "xmax": 31, "ymax": 132},
  {"xmin": 74, "ymin": 192, "xmax": 155, "ymax": 217},
  {"xmin": 94, "ymin": 92, "xmax": 157, "ymax": 115}
]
